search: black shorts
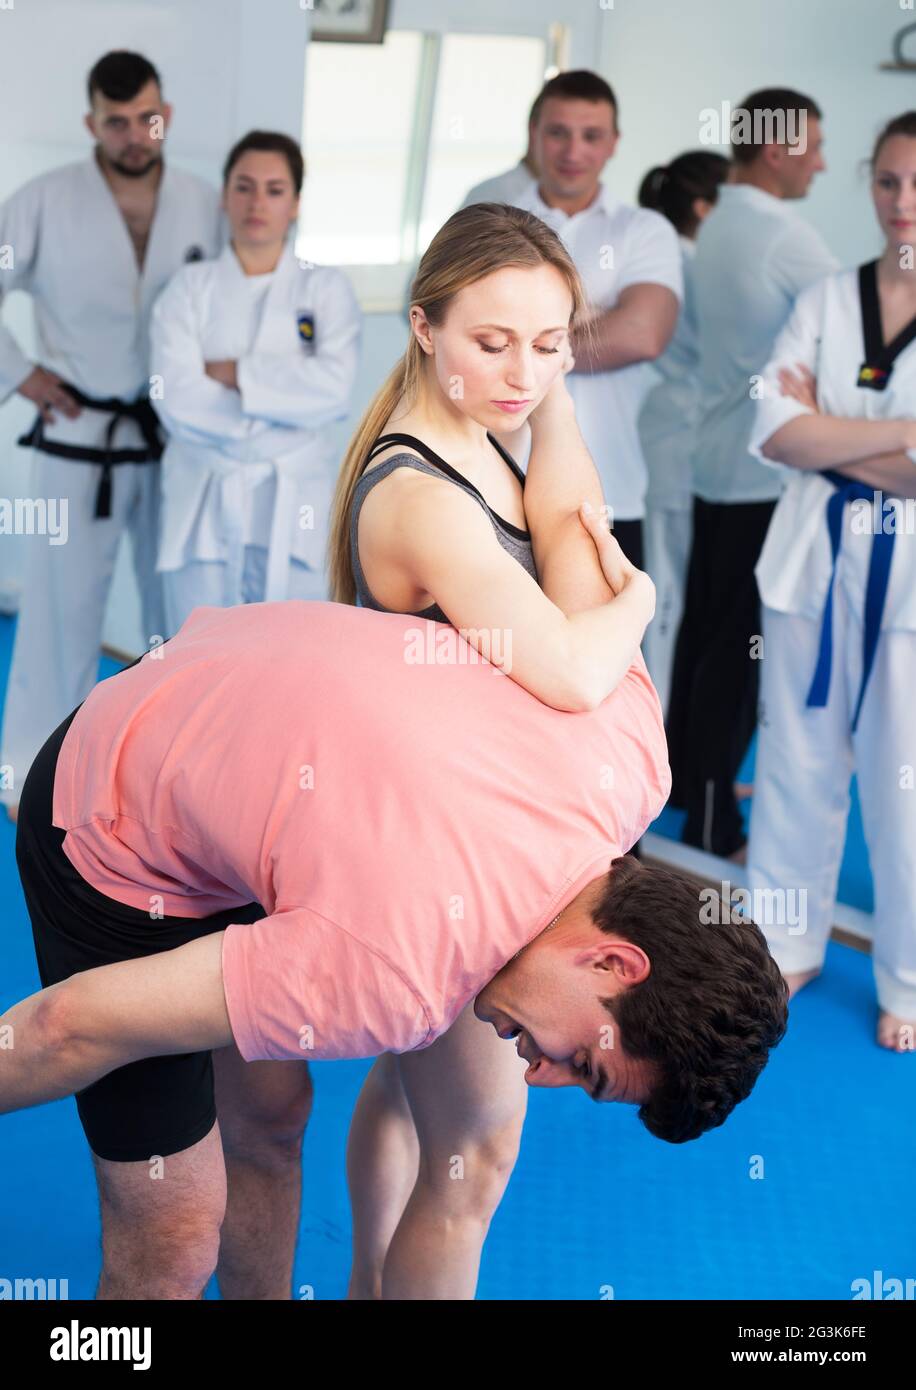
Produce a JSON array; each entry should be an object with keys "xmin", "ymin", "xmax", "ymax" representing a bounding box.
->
[{"xmin": 15, "ymin": 674, "xmax": 266, "ymax": 1163}]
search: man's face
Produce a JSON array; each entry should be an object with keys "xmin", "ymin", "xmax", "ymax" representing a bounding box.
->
[
  {"xmin": 85, "ymin": 78, "xmax": 171, "ymax": 177},
  {"xmin": 474, "ymin": 927, "xmax": 658, "ymax": 1106},
  {"xmin": 772, "ymin": 114, "xmax": 826, "ymax": 198},
  {"xmin": 532, "ymin": 96, "xmax": 618, "ymax": 205}
]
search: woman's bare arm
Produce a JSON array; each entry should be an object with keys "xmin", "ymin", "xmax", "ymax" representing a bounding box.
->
[
  {"xmin": 520, "ymin": 377, "xmax": 622, "ymax": 614},
  {"xmin": 761, "ymin": 413, "xmax": 916, "ymax": 471},
  {"xmin": 384, "ymin": 468, "xmax": 653, "ymax": 712},
  {"xmin": 831, "ymin": 451, "xmax": 916, "ymax": 497}
]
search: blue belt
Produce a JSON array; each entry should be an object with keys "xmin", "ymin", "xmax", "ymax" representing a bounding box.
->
[{"xmin": 806, "ymin": 469, "xmax": 895, "ymax": 732}]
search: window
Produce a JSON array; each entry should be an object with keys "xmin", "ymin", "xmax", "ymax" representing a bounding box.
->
[
  {"xmin": 300, "ymin": 26, "xmax": 564, "ymax": 306},
  {"xmin": 300, "ymin": 30, "xmax": 424, "ymax": 266},
  {"xmin": 418, "ymin": 34, "xmax": 548, "ymax": 251}
]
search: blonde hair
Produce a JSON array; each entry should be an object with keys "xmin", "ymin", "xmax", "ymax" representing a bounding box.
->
[{"xmin": 328, "ymin": 202, "xmax": 589, "ymax": 605}]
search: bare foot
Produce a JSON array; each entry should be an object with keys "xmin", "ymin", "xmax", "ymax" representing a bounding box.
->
[
  {"xmin": 733, "ymin": 781, "xmax": 754, "ymax": 801},
  {"xmin": 877, "ymin": 1011, "xmax": 916, "ymax": 1052},
  {"xmin": 5, "ymin": 803, "xmax": 18, "ymax": 825},
  {"xmin": 783, "ymin": 967, "xmax": 820, "ymax": 1000}
]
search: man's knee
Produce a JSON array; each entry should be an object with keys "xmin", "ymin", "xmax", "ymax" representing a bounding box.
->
[
  {"xmin": 100, "ymin": 1206, "xmax": 223, "ymax": 1298},
  {"xmin": 219, "ymin": 1062, "xmax": 314, "ymax": 1159}
]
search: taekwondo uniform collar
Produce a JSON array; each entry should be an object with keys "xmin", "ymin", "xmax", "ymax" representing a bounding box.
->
[{"xmin": 218, "ymin": 237, "xmax": 299, "ymax": 284}]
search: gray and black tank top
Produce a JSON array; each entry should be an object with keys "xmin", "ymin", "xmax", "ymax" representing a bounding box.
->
[{"xmin": 349, "ymin": 431, "xmax": 537, "ymax": 623}]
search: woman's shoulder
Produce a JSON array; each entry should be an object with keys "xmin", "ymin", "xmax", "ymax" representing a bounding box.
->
[{"xmin": 790, "ymin": 265, "xmax": 854, "ymax": 321}]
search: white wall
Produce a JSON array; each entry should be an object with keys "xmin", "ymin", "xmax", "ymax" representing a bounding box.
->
[
  {"xmin": 594, "ymin": 0, "xmax": 914, "ymax": 266},
  {"xmin": 1, "ymin": 0, "xmax": 912, "ymax": 654}
]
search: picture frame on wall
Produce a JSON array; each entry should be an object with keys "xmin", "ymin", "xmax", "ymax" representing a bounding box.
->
[{"xmin": 308, "ymin": 0, "xmax": 390, "ymax": 45}]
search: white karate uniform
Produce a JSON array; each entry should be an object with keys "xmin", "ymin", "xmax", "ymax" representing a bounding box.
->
[
  {"xmin": 0, "ymin": 156, "xmax": 221, "ymax": 805},
  {"xmin": 149, "ymin": 241, "xmax": 361, "ymax": 632},
  {"xmin": 746, "ymin": 267, "xmax": 916, "ymax": 1018},
  {"xmin": 513, "ymin": 182, "xmax": 683, "ymax": 521},
  {"xmin": 638, "ymin": 236, "xmax": 698, "ymax": 714}
]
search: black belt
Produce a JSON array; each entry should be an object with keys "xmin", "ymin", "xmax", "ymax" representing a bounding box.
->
[{"xmin": 17, "ymin": 385, "xmax": 164, "ymax": 519}]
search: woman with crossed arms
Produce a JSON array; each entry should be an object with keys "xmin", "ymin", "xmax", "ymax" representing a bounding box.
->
[{"xmin": 747, "ymin": 112, "xmax": 916, "ymax": 1053}]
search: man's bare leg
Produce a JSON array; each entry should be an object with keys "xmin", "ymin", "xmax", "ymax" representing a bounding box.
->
[
  {"xmin": 94, "ymin": 1122, "xmax": 226, "ymax": 1300},
  {"xmin": 346, "ymin": 1053, "xmax": 420, "ymax": 1299},
  {"xmin": 212, "ymin": 1045, "xmax": 313, "ymax": 1300}
]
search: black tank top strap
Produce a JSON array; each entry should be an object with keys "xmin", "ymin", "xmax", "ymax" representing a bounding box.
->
[
  {"xmin": 487, "ymin": 431, "xmax": 527, "ymax": 486},
  {"xmin": 366, "ymin": 431, "xmax": 529, "ymax": 539},
  {"xmin": 366, "ymin": 433, "xmax": 483, "ymax": 499}
]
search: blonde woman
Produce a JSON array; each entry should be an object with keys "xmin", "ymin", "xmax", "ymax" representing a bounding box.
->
[{"xmin": 330, "ymin": 202, "xmax": 657, "ymax": 1299}]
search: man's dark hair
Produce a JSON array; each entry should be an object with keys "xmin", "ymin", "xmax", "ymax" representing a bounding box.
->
[
  {"xmin": 593, "ymin": 856, "xmax": 789, "ymax": 1143},
  {"xmin": 223, "ymin": 130, "xmax": 305, "ymax": 195},
  {"xmin": 87, "ymin": 50, "xmax": 162, "ymax": 106},
  {"xmin": 529, "ymin": 69, "xmax": 618, "ymax": 131},
  {"xmin": 730, "ymin": 87, "xmax": 822, "ymax": 165}
]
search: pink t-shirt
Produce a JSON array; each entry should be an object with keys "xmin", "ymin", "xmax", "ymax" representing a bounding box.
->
[{"xmin": 52, "ymin": 601, "xmax": 671, "ymax": 1061}]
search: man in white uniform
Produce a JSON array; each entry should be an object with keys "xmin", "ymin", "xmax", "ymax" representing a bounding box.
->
[
  {"xmin": 666, "ymin": 88, "xmax": 838, "ymax": 859},
  {"xmin": 513, "ymin": 71, "xmax": 683, "ymax": 573},
  {"xmin": 0, "ymin": 50, "xmax": 222, "ymax": 820}
]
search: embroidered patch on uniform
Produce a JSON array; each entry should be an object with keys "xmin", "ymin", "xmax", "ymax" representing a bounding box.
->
[
  {"xmin": 184, "ymin": 245, "xmax": 205, "ymax": 263},
  {"xmin": 297, "ymin": 312, "xmax": 315, "ymax": 347},
  {"xmin": 857, "ymin": 363, "xmax": 889, "ymax": 391}
]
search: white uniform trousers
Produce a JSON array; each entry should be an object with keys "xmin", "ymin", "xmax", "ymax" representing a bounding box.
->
[
  {"xmin": 1, "ymin": 451, "xmax": 166, "ymax": 806},
  {"xmin": 162, "ymin": 545, "xmax": 327, "ymax": 636},
  {"xmin": 747, "ymin": 589, "xmax": 916, "ymax": 1019},
  {"xmin": 642, "ymin": 504, "xmax": 692, "ymax": 719}
]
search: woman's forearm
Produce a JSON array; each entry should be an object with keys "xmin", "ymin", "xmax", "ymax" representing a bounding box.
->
[
  {"xmin": 523, "ymin": 399, "xmax": 614, "ymax": 614},
  {"xmin": 563, "ymin": 574, "xmax": 656, "ymax": 709},
  {"xmin": 519, "ymin": 394, "xmax": 655, "ymax": 706},
  {"xmin": 833, "ymin": 451, "xmax": 916, "ymax": 497},
  {"xmin": 762, "ymin": 414, "xmax": 915, "ymax": 470}
]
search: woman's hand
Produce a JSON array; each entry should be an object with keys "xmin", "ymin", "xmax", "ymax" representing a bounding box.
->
[
  {"xmin": 777, "ymin": 363, "xmax": 819, "ymax": 413},
  {"xmin": 205, "ymin": 360, "xmax": 239, "ymax": 390},
  {"xmin": 578, "ymin": 500, "xmax": 640, "ymax": 597}
]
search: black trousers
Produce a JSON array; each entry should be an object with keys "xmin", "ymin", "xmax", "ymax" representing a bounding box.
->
[
  {"xmin": 666, "ymin": 495, "xmax": 777, "ymax": 856},
  {"xmin": 611, "ymin": 518, "xmax": 644, "ymax": 572}
]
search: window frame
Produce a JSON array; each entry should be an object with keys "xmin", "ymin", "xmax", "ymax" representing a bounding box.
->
[{"xmin": 299, "ymin": 20, "xmax": 570, "ymax": 312}]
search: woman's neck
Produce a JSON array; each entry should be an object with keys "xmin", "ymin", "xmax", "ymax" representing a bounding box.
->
[
  {"xmin": 231, "ymin": 238, "xmax": 285, "ymax": 276},
  {"xmin": 877, "ymin": 242, "xmax": 916, "ymax": 291},
  {"xmin": 394, "ymin": 377, "xmax": 492, "ymax": 461}
]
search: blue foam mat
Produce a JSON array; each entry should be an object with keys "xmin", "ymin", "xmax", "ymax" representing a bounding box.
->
[{"xmin": 1, "ymin": 613, "xmax": 913, "ymax": 1299}]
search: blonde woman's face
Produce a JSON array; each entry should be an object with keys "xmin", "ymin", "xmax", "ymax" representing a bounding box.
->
[{"xmin": 411, "ymin": 263, "xmax": 573, "ymax": 430}]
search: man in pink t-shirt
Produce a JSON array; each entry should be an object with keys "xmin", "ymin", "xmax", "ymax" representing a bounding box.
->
[{"xmin": 4, "ymin": 600, "xmax": 787, "ymax": 1296}]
